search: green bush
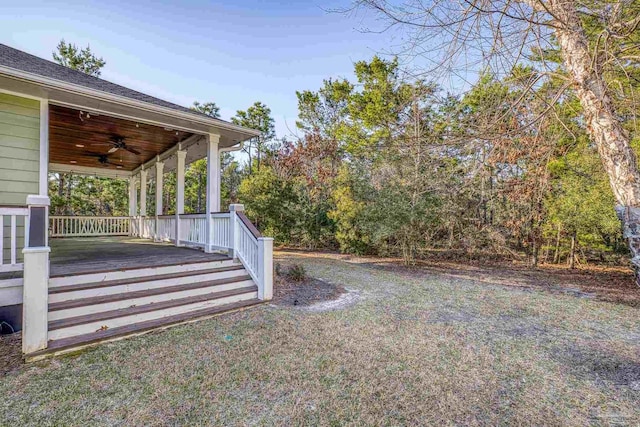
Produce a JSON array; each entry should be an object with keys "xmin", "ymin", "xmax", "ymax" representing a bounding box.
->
[{"xmin": 286, "ymin": 264, "xmax": 307, "ymax": 282}]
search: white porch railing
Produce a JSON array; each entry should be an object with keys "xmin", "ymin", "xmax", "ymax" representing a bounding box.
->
[
  {"xmin": 0, "ymin": 206, "xmax": 29, "ymax": 273},
  {"xmin": 210, "ymin": 212, "xmax": 231, "ymax": 250},
  {"xmin": 142, "ymin": 217, "xmax": 155, "ymax": 239},
  {"xmin": 156, "ymin": 216, "xmax": 176, "ymax": 242},
  {"xmin": 130, "ymin": 216, "xmax": 140, "ymax": 237},
  {"xmin": 48, "ymin": 205, "xmax": 273, "ymax": 300},
  {"xmin": 232, "ymin": 209, "xmax": 273, "ymax": 300},
  {"xmin": 235, "ymin": 213, "xmax": 260, "ymax": 280},
  {"xmin": 179, "ymin": 214, "xmax": 207, "ymax": 248},
  {"xmin": 50, "ymin": 216, "xmax": 130, "ymax": 237}
]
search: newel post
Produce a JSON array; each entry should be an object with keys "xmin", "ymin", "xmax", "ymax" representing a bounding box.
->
[
  {"xmin": 22, "ymin": 195, "xmax": 50, "ymax": 354},
  {"xmin": 257, "ymin": 237, "xmax": 274, "ymax": 300},
  {"xmin": 228, "ymin": 204, "xmax": 244, "ymax": 259}
]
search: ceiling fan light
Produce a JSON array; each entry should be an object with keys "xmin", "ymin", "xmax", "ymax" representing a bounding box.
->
[{"xmin": 75, "ymin": 144, "xmax": 85, "ymax": 148}]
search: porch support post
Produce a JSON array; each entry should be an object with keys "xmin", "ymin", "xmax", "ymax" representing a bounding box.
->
[
  {"xmin": 155, "ymin": 160, "xmax": 165, "ymax": 216},
  {"xmin": 139, "ymin": 168, "xmax": 147, "ymax": 238},
  {"xmin": 128, "ymin": 176, "xmax": 137, "ymax": 236},
  {"xmin": 205, "ymin": 133, "xmax": 220, "ymax": 253},
  {"xmin": 175, "ymin": 150, "xmax": 186, "ymax": 247},
  {"xmin": 155, "ymin": 160, "xmax": 164, "ymax": 241},
  {"xmin": 22, "ymin": 194, "xmax": 50, "ymax": 354}
]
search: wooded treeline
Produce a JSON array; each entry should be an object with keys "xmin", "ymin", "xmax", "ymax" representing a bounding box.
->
[
  {"xmin": 50, "ymin": 54, "xmax": 628, "ymax": 267},
  {"xmin": 236, "ymin": 57, "xmax": 625, "ymax": 267}
]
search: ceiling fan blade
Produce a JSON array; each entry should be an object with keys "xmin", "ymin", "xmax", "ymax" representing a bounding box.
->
[
  {"xmin": 125, "ymin": 146, "xmax": 141, "ymax": 155},
  {"xmin": 108, "ymin": 146, "xmax": 119, "ymax": 153}
]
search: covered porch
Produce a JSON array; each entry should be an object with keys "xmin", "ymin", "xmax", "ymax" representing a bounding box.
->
[{"xmin": 43, "ymin": 99, "xmax": 268, "ymax": 261}]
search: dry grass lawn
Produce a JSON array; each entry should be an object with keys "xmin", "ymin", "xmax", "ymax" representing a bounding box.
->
[{"xmin": 1, "ymin": 251, "xmax": 639, "ymax": 426}]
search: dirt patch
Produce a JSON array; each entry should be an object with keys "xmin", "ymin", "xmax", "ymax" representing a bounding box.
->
[
  {"xmin": 300, "ymin": 288, "xmax": 361, "ymax": 312},
  {"xmin": 273, "ymin": 263, "xmax": 346, "ymax": 306},
  {"xmin": 0, "ymin": 333, "xmax": 22, "ymax": 375}
]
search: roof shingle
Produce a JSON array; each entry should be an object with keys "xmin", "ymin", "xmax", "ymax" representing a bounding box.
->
[{"xmin": 0, "ymin": 43, "xmax": 214, "ymax": 120}]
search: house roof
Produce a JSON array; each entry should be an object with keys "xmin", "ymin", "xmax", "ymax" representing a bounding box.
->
[{"xmin": 0, "ymin": 43, "xmax": 237, "ymax": 126}]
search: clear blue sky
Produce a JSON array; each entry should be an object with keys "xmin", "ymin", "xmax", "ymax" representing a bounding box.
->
[{"xmin": 0, "ymin": 0, "xmax": 388, "ymax": 138}]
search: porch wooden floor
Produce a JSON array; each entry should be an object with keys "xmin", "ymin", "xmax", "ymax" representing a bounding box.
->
[{"xmin": 50, "ymin": 237, "xmax": 229, "ymax": 276}]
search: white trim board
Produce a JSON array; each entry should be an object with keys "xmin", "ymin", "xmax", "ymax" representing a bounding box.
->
[{"xmin": 0, "ymin": 65, "xmax": 261, "ymax": 137}]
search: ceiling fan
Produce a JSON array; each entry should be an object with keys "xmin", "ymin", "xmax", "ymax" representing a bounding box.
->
[
  {"xmin": 91, "ymin": 135, "xmax": 141, "ymax": 155},
  {"xmin": 84, "ymin": 152, "xmax": 122, "ymax": 167}
]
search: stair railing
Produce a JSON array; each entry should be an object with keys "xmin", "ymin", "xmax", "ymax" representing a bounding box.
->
[{"xmin": 228, "ymin": 204, "xmax": 273, "ymax": 300}]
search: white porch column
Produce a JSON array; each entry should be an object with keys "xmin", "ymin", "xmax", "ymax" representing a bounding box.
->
[
  {"xmin": 175, "ymin": 150, "xmax": 186, "ymax": 247},
  {"xmin": 139, "ymin": 168, "xmax": 147, "ymax": 238},
  {"xmin": 140, "ymin": 169, "xmax": 147, "ymax": 216},
  {"xmin": 128, "ymin": 177, "xmax": 137, "ymax": 216},
  {"xmin": 128, "ymin": 177, "xmax": 138, "ymax": 236},
  {"xmin": 155, "ymin": 160, "xmax": 164, "ymax": 241},
  {"xmin": 155, "ymin": 160, "xmax": 165, "ymax": 216},
  {"xmin": 205, "ymin": 133, "xmax": 220, "ymax": 253}
]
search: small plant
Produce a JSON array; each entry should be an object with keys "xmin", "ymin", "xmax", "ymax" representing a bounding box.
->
[
  {"xmin": 286, "ymin": 263, "xmax": 307, "ymax": 282},
  {"xmin": 274, "ymin": 262, "xmax": 283, "ymax": 277}
]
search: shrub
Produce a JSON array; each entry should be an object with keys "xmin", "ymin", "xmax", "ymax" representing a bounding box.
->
[{"xmin": 286, "ymin": 264, "xmax": 307, "ymax": 282}]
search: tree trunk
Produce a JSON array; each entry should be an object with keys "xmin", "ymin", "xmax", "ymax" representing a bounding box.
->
[
  {"xmin": 553, "ymin": 225, "xmax": 561, "ymax": 264},
  {"xmin": 546, "ymin": 0, "xmax": 640, "ymax": 284},
  {"xmin": 569, "ymin": 232, "xmax": 576, "ymax": 270},
  {"xmin": 531, "ymin": 238, "xmax": 539, "ymax": 267}
]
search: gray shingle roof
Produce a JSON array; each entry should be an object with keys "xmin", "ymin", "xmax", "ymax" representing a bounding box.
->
[{"xmin": 0, "ymin": 43, "xmax": 215, "ymax": 120}]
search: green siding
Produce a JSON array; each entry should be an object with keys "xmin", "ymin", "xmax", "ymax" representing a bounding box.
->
[
  {"xmin": 0, "ymin": 93, "xmax": 40, "ymax": 264},
  {"xmin": 0, "ymin": 93, "xmax": 40, "ymax": 204}
]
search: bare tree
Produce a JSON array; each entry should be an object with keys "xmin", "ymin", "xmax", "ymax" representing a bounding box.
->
[{"xmin": 350, "ymin": 0, "xmax": 640, "ymax": 282}]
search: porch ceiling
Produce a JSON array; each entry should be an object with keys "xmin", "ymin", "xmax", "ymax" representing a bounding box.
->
[{"xmin": 49, "ymin": 104, "xmax": 194, "ymax": 172}]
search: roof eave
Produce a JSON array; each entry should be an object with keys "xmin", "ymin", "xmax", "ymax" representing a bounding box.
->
[{"xmin": 0, "ymin": 64, "xmax": 262, "ymax": 139}]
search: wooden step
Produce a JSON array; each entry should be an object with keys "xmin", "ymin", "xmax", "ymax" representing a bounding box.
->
[
  {"xmin": 49, "ymin": 256, "xmax": 233, "ymax": 278},
  {"xmin": 49, "ymin": 275, "xmax": 252, "ymax": 312},
  {"xmin": 49, "ymin": 285, "xmax": 258, "ymax": 331},
  {"xmin": 47, "ymin": 288, "xmax": 258, "ymax": 340},
  {"xmin": 27, "ymin": 298, "xmax": 264, "ymax": 361},
  {"xmin": 50, "ymin": 265, "xmax": 245, "ymax": 294},
  {"xmin": 49, "ymin": 258, "xmax": 237, "ymax": 288}
]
